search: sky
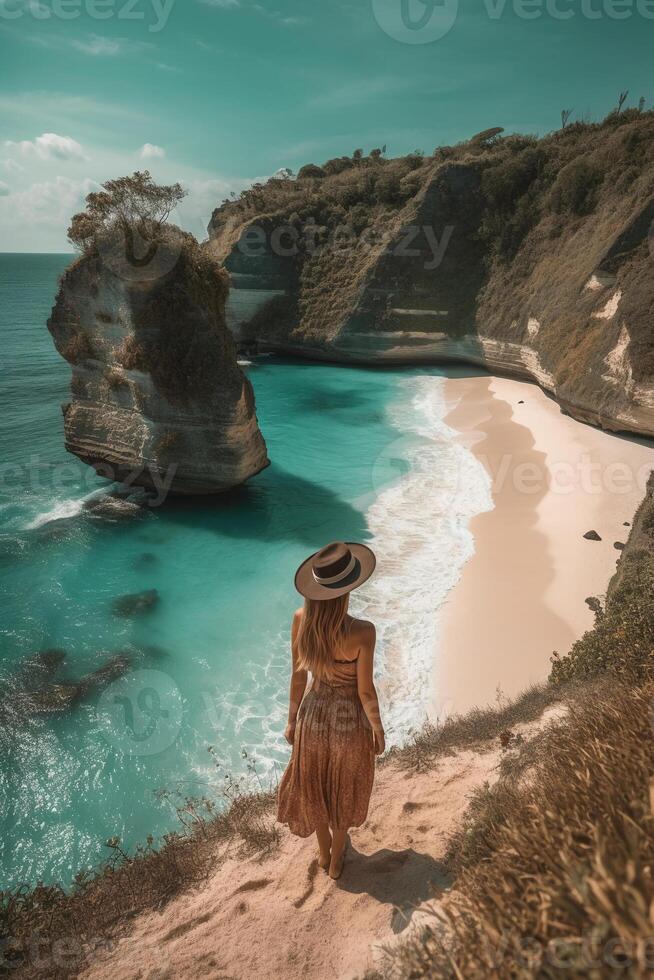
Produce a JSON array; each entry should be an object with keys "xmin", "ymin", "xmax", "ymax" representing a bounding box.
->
[{"xmin": 0, "ymin": 0, "xmax": 653, "ymax": 251}]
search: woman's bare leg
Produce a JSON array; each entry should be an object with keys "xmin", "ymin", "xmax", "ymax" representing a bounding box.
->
[
  {"xmin": 316, "ymin": 823, "xmax": 331, "ymax": 870},
  {"xmin": 329, "ymin": 826, "xmax": 348, "ymax": 880}
]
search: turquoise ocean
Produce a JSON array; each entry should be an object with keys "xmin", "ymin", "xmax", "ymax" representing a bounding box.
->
[{"xmin": 0, "ymin": 253, "xmax": 492, "ymax": 888}]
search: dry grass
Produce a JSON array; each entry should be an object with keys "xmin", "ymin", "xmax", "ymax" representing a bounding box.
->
[
  {"xmin": 383, "ymin": 479, "xmax": 654, "ymax": 979},
  {"xmin": 0, "ymin": 783, "xmax": 279, "ymax": 979},
  {"xmin": 382, "ymin": 680, "xmax": 654, "ymax": 979},
  {"xmin": 384, "ymin": 683, "xmax": 570, "ymax": 773}
]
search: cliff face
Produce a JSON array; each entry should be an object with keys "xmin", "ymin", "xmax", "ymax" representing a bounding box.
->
[
  {"xmin": 48, "ymin": 230, "xmax": 269, "ymax": 494},
  {"xmin": 207, "ymin": 114, "xmax": 654, "ymax": 437}
]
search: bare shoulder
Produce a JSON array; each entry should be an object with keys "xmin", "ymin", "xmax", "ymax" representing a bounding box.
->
[
  {"xmin": 293, "ymin": 607, "xmax": 304, "ymax": 626},
  {"xmin": 350, "ymin": 617, "xmax": 376, "ymax": 646}
]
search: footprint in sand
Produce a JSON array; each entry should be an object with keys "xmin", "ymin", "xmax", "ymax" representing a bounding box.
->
[
  {"xmin": 163, "ymin": 911, "xmax": 212, "ymax": 942},
  {"xmin": 293, "ymin": 858, "xmax": 319, "ymax": 909},
  {"xmin": 231, "ymin": 877, "xmax": 272, "ymax": 896}
]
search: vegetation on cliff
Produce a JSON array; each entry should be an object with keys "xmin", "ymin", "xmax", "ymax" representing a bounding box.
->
[
  {"xmin": 209, "ymin": 107, "xmax": 654, "ymax": 436},
  {"xmin": 550, "ymin": 473, "xmax": 654, "ymax": 685},
  {"xmin": 380, "ymin": 473, "xmax": 654, "ymax": 979},
  {"xmin": 48, "ymin": 173, "xmax": 269, "ymax": 494}
]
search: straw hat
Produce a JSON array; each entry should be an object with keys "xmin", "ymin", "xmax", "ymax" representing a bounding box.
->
[{"xmin": 295, "ymin": 541, "xmax": 376, "ymax": 600}]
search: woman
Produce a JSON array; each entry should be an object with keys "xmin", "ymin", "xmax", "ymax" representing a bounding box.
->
[{"xmin": 277, "ymin": 541, "xmax": 385, "ymax": 880}]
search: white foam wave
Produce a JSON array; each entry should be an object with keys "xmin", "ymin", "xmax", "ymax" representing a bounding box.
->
[
  {"xmin": 352, "ymin": 375, "xmax": 493, "ymax": 745},
  {"xmin": 25, "ymin": 497, "xmax": 87, "ymax": 530},
  {"xmin": 24, "ymin": 485, "xmax": 125, "ymax": 531}
]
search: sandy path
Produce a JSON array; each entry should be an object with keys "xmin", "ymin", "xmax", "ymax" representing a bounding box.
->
[
  {"xmin": 435, "ymin": 374, "xmax": 654, "ymax": 716},
  {"xmin": 79, "ymin": 705, "xmax": 562, "ymax": 980}
]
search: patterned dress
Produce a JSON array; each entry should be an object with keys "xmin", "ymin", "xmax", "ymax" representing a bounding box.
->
[{"xmin": 277, "ymin": 658, "xmax": 375, "ymax": 836}]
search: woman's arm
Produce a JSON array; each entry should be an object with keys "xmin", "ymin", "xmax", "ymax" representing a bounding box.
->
[
  {"xmin": 284, "ymin": 609, "xmax": 308, "ymax": 744},
  {"xmin": 356, "ymin": 622, "xmax": 385, "ymax": 755}
]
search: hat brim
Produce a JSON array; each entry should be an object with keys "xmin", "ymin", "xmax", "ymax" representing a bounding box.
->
[{"xmin": 294, "ymin": 543, "xmax": 376, "ymax": 600}]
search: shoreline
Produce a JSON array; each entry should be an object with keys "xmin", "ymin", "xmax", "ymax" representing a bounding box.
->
[{"xmin": 433, "ymin": 373, "xmax": 654, "ymax": 717}]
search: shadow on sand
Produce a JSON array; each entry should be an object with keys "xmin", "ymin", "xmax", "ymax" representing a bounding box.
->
[{"xmin": 337, "ymin": 844, "xmax": 451, "ymax": 934}]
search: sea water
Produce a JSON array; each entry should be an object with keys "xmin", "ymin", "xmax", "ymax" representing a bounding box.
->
[{"xmin": 0, "ymin": 253, "xmax": 492, "ymax": 888}]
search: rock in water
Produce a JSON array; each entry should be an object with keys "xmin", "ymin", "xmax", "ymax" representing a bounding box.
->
[
  {"xmin": 583, "ymin": 530, "xmax": 602, "ymax": 541},
  {"xmin": 47, "ymin": 228, "xmax": 269, "ymax": 495},
  {"xmin": 112, "ymin": 589, "xmax": 159, "ymax": 617}
]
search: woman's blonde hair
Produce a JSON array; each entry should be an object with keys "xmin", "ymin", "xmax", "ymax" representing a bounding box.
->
[{"xmin": 295, "ymin": 595, "xmax": 349, "ymax": 680}]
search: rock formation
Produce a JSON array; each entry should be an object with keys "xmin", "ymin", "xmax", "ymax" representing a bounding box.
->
[
  {"xmin": 207, "ymin": 114, "xmax": 654, "ymax": 438},
  {"xmin": 48, "ymin": 228, "xmax": 269, "ymax": 495}
]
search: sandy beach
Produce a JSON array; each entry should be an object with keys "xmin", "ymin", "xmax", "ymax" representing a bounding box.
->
[{"xmin": 433, "ymin": 373, "xmax": 654, "ymax": 717}]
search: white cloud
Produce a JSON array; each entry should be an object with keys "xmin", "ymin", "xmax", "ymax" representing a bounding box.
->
[
  {"xmin": 0, "ymin": 92, "xmax": 147, "ymax": 126},
  {"xmin": 140, "ymin": 143, "xmax": 166, "ymax": 160},
  {"xmin": 309, "ymin": 76, "xmax": 414, "ymax": 109},
  {"xmin": 67, "ymin": 34, "xmax": 153, "ymax": 56},
  {"xmin": 0, "ymin": 181, "xmax": 10, "ymax": 197},
  {"xmin": 16, "ymin": 28, "xmax": 154, "ymax": 58},
  {"xmin": 0, "ymin": 157, "xmax": 24, "ymax": 175},
  {"xmin": 5, "ymin": 133, "xmax": 86, "ymax": 161},
  {"xmin": 195, "ymin": 39, "xmax": 223, "ymax": 52},
  {"xmin": 8, "ymin": 175, "xmax": 97, "ymax": 226},
  {"xmin": 69, "ymin": 35, "xmax": 124, "ymax": 56}
]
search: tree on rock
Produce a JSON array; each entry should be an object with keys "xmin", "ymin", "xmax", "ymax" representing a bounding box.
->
[{"xmin": 68, "ymin": 171, "xmax": 186, "ymax": 265}]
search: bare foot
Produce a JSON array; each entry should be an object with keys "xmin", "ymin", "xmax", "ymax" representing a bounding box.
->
[
  {"xmin": 328, "ymin": 852, "xmax": 345, "ymax": 880},
  {"xmin": 318, "ymin": 851, "xmax": 331, "ymax": 871}
]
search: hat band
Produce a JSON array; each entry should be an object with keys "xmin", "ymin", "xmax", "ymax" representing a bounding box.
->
[{"xmin": 312, "ymin": 553, "xmax": 356, "ymax": 585}]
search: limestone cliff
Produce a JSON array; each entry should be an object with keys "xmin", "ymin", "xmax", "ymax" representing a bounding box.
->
[
  {"xmin": 48, "ymin": 229, "xmax": 269, "ymax": 494},
  {"xmin": 207, "ymin": 114, "xmax": 654, "ymax": 438}
]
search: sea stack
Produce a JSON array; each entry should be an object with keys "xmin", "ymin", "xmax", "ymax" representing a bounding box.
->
[{"xmin": 48, "ymin": 226, "xmax": 269, "ymax": 494}]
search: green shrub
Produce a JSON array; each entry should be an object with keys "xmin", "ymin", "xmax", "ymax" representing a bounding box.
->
[
  {"xmin": 549, "ymin": 158, "xmax": 603, "ymax": 215},
  {"xmin": 550, "ymin": 478, "xmax": 654, "ymax": 684},
  {"xmin": 297, "ymin": 164, "xmax": 326, "ymax": 179}
]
